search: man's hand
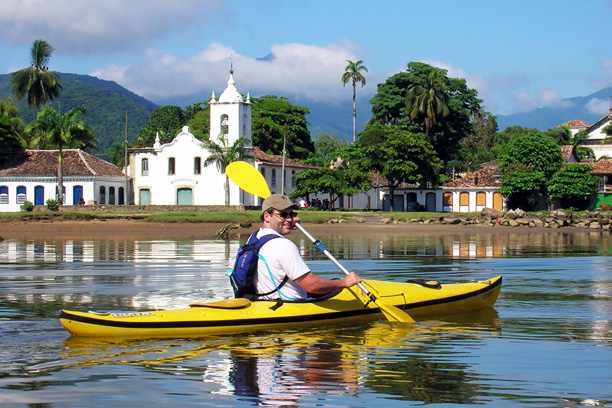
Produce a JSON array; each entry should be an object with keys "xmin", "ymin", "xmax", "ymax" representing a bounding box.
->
[{"xmin": 342, "ymin": 272, "xmax": 362, "ymax": 288}]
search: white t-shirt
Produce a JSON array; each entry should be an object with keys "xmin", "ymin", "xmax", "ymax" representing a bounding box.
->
[{"xmin": 254, "ymin": 228, "xmax": 310, "ymax": 300}]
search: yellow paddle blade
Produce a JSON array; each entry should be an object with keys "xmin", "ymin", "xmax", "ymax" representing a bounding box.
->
[
  {"xmin": 226, "ymin": 161, "xmax": 271, "ymax": 199},
  {"xmin": 377, "ymin": 300, "xmax": 415, "ymax": 323}
]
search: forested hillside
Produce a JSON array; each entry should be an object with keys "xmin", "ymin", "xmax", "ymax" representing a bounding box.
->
[{"xmin": 0, "ymin": 72, "xmax": 157, "ymax": 160}]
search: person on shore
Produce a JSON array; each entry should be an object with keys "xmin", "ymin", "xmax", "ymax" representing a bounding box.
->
[{"xmin": 254, "ymin": 194, "xmax": 361, "ymax": 300}]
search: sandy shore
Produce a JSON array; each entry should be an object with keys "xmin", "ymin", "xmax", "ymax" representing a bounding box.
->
[{"xmin": 0, "ymin": 219, "xmax": 563, "ymax": 241}]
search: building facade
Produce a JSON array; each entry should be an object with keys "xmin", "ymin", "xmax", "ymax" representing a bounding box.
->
[{"xmin": 0, "ymin": 149, "xmax": 126, "ymax": 212}]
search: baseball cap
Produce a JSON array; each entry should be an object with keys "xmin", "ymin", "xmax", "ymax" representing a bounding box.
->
[{"xmin": 262, "ymin": 194, "xmax": 299, "ymax": 213}]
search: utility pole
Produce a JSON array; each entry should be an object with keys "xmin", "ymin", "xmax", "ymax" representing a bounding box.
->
[
  {"xmin": 281, "ymin": 123, "xmax": 287, "ymax": 195},
  {"xmin": 124, "ymin": 111, "xmax": 129, "ymax": 205}
]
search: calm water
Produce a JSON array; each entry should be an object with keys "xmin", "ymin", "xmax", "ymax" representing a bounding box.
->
[{"xmin": 1, "ymin": 229, "xmax": 612, "ymax": 407}]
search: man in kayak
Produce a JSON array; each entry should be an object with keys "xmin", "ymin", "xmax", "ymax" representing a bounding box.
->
[{"xmin": 254, "ymin": 194, "xmax": 362, "ymax": 300}]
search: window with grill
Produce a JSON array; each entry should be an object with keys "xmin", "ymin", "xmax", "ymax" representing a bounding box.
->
[
  {"xmin": 16, "ymin": 186, "xmax": 26, "ymax": 204},
  {"xmin": 0, "ymin": 186, "xmax": 8, "ymax": 204}
]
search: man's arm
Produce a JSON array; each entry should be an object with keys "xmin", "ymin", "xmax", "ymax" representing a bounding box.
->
[{"xmin": 295, "ymin": 271, "xmax": 361, "ymax": 295}]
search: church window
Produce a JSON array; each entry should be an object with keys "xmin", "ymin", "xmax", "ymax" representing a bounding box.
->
[
  {"xmin": 221, "ymin": 114, "xmax": 229, "ymax": 134},
  {"xmin": 142, "ymin": 158, "xmax": 149, "ymax": 176},
  {"xmin": 194, "ymin": 157, "xmax": 201, "ymax": 175},
  {"xmin": 168, "ymin": 157, "xmax": 176, "ymax": 175}
]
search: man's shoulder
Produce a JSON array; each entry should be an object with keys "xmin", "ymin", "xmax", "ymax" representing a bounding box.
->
[{"xmin": 256, "ymin": 228, "xmax": 284, "ymax": 239}]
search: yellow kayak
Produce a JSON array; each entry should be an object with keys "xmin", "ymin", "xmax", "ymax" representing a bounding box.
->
[{"xmin": 59, "ymin": 276, "xmax": 502, "ymax": 337}]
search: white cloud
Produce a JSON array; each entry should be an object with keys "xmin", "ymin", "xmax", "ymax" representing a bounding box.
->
[
  {"xmin": 0, "ymin": 0, "xmax": 222, "ymax": 53},
  {"xmin": 510, "ymin": 87, "xmax": 574, "ymax": 114},
  {"xmin": 591, "ymin": 59, "xmax": 612, "ymax": 90},
  {"xmin": 584, "ymin": 97, "xmax": 610, "ymax": 115},
  {"xmin": 91, "ymin": 42, "xmax": 364, "ymax": 102}
]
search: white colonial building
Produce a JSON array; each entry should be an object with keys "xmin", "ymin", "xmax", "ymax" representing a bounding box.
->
[
  {"xmin": 0, "ymin": 149, "xmax": 126, "ymax": 212},
  {"xmin": 580, "ymin": 109, "xmax": 612, "ymax": 159}
]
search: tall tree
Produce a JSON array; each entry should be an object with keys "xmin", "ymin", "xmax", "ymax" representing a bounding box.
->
[
  {"xmin": 10, "ymin": 39, "xmax": 62, "ymax": 110},
  {"xmin": 30, "ymin": 105, "xmax": 97, "ymax": 204},
  {"xmin": 202, "ymin": 134, "xmax": 252, "ymax": 205},
  {"xmin": 251, "ymin": 95, "xmax": 314, "ymax": 160},
  {"xmin": 356, "ymin": 124, "xmax": 443, "ymax": 211},
  {"xmin": 498, "ymin": 132, "xmax": 563, "ymax": 211},
  {"xmin": 405, "ymin": 70, "xmax": 449, "ymax": 141},
  {"xmin": 341, "ymin": 60, "xmax": 368, "ymax": 142},
  {"xmin": 369, "ymin": 62, "xmax": 483, "ymax": 171}
]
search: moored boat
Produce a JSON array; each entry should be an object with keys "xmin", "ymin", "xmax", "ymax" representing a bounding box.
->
[{"xmin": 59, "ymin": 276, "xmax": 502, "ymax": 337}]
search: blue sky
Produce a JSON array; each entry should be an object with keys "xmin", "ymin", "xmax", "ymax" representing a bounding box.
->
[{"xmin": 1, "ymin": 0, "xmax": 612, "ymax": 116}]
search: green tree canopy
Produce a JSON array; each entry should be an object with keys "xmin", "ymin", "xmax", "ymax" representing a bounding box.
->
[
  {"xmin": 355, "ymin": 124, "xmax": 443, "ymax": 211},
  {"xmin": 548, "ymin": 163, "xmax": 599, "ymax": 210},
  {"xmin": 498, "ymin": 132, "xmax": 563, "ymax": 210},
  {"xmin": 10, "ymin": 39, "xmax": 62, "ymax": 110},
  {"xmin": 307, "ymin": 134, "xmax": 348, "ymax": 167},
  {"xmin": 251, "ymin": 95, "xmax": 314, "ymax": 160},
  {"xmin": 184, "ymin": 102, "xmax": 210, "ymax": 141},
  {"xmin": 291, "ymin": 166, "xmax": 371, "ymax": 207},
  {"xmin": 369, "ymin": 62, "xmax": 483, "ymax": 170},
  {"xmin": 0, "ymin": 116, "xmax": 25, "ymax": 167},
  {"xmin": 135, "ymin": 105, "xmax": 186, "ymax": 146}
]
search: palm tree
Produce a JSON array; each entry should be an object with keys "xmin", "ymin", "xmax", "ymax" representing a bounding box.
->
[
  {"xmin": 30, "ymin": 105, "xmax": 97, "ymax": 204},
  {"xmin": 405, "ymin": 70, "xmax": 449, "ymax": 141},
  {"xmin": 341, "ymin": 60, "xmax": 368, "ymax": 142},
  {"xmin": 0, "ymin": 96, "xmax": 25, "ymax": 134},
  {"xmin": 203, "ymin": 134, "xmax": 252, "ymax": 205},
  {"xmin": 10, "ymin": 39, "xmax": 62, "ymax": 110}
]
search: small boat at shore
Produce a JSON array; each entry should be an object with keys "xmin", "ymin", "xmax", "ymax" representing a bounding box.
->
[{"xmin": 59, "ymin": 276, "xmax": 502, "ymax": 338}]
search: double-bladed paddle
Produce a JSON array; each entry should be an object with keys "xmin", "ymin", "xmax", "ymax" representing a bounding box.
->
[{"xmin": 226, "ymin": 161, "xmax": 415, "ymax": 324}]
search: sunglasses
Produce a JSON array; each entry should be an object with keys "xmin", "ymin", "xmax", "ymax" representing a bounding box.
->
[{"xmin": 272, "ymin": 210, "xmax": 297, "ymax": 220}]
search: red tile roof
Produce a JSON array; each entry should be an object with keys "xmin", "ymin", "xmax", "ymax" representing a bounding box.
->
[
  {"xmin": 252, "ymin": 146, "xmax": 316, "ymax": 170},
  {"xmin": 558, "ymin": 119, "xmax": 590, "ymax": 129},
  {"xmin": 443, "ymin": 167, "xmax": 501, "ymax": 189},
  {"xmin": 589, "ymin": 159, "xmax": 612, "ymax": 174},
  {"xmin": 0, "ymin": 149, "xmax": 124, "ymax": 177}
]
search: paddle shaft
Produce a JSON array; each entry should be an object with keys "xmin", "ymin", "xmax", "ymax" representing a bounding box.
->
[{"xmin": 295, "ymin": 223, "xmax": 377, "ymax": 302}]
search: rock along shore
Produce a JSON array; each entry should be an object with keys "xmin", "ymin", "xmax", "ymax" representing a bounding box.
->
[{"xmin": 359, "ymin": 208, "xmax": 612, "ymax": 232}]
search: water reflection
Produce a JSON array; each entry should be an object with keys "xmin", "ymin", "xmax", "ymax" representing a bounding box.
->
[
  {"xmin": 2, "ymin": 230, "xmax": 612, "ymax": 406},
  {"xmin": 59, "ymin": 313, "xmax": 502, "ymax": 406},
  {"xmin": 3, "ymin": 230, "xmax": 612, "ymax": 265}
]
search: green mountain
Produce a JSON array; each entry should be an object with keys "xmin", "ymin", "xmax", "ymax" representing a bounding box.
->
[{"xmin": 0, "ymin": 72, "xmax": 158, "ymax": 160}]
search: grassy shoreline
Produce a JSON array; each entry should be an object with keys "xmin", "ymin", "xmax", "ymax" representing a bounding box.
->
[{"xmin": 0, "ymin": 208, "xmax": 451, "ymax": 225}]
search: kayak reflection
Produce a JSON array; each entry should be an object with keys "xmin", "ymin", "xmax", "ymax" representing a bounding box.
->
[{"xmin": 62, "ymin": 311, "xmax": 500, "ymax": 405}]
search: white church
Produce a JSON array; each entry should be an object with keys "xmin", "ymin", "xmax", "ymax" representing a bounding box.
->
[{"xmin": 128, "ymin": 72, "xmax": 318, "ymax": 207}]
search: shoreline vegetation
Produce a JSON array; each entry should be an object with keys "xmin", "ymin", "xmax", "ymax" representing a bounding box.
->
[{"xmin": 1, "ymin": 207, "xmax": 611, "ymax": 240}]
